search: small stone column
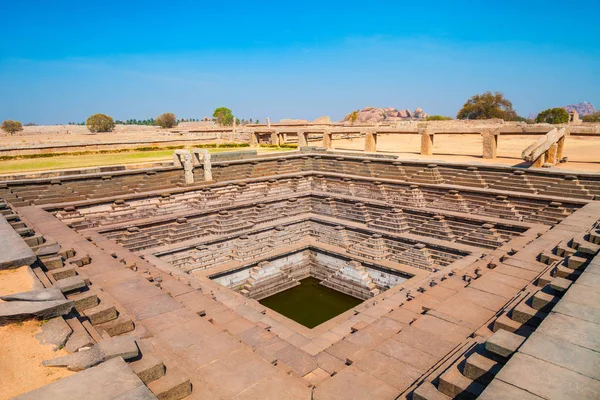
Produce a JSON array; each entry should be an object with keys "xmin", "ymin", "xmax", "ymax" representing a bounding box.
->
[
  {"xmin": 266, "ymin": 117, "xmax": 271, "ymax": 128},
  {"xmin": 202, "ymin": 151, "xmax": 213, "ymax": 181},
  {"xmin": 482, "ymin": 129, "xmax": 499, "ymax": 159},
  {"xmin": 183, "ymin": 153, "xmax": 194, "ymax": 184},
  {"xmin": 279, "ymin": 133, "xmax": 286, "ymax": 146},
  {"xmin": 365, "ymin": 131, "xmax": 377, "ymax": 152},
  {"xmin": 250, "ymin": 132, "xmax": 259, "ymax": 147},
  {"xmin": 547, "ymin": 143, "xmax": 558, "ymax": 164},
  {"xmin": 532, "ymin": 153, "xmax": 546, "ymax": 168},
  {"xmin": 323, "ymin": 131, "xmax": 334, "ymax": 150},
  {"xmin": 420, "ymin": 129, "xmax": 434, "ymax": 156},
  {"xmin": 557, "ymin": 135, "xmax": 566, "ymax": 160},
  {"xmin": 270, "ymin": 132, "xmax": 279, "ymax": 146},
  {"xmin": 298, "ymin": 132, "xmax": 308, "ymax": 147}
]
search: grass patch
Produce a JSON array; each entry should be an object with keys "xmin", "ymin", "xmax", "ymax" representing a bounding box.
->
[{"xmin": 0, "ymin": 145, "xmax": 294, "ymax": 174}]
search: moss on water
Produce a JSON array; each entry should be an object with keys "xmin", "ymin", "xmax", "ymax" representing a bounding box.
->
[{"xmin": 259, "ymin": 277, "xmax": 362, "ymax": 328}]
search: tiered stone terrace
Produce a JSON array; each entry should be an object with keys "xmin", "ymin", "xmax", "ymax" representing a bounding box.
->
[{"xmin": 2, "ymin": 149, "xmax": 600, "ymax": 399}]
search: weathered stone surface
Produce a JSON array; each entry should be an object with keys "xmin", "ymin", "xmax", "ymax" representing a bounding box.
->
[
  {"xmin": 485, "ymin": 329, "xmax": 525, "ymax": 358},
  {"xmin": 130, "ymin": 354, "xmax": 165, "ymax": 384},
  {"xmin": 0, "ymin": 287, "xmax": 64, "ymax": 302},
  {"xmin": 65, "ymin": 330, "xmax": 95, "ymax": 353},
  {"xmin": 0, "ymin": 299, "xmax": 74, "ymax": 324},
  {"xmin": 97, "ymin": 314, "xmax": 134, "ymax": 336},
  {"xmin": 463, "ymin": 352, "xmax": 501, "ymax": 384},
  {"xmin": 413, "ymin": 381, "xmax": 451, "ymax": 400},
  {"xmin": 0, "ymin": 215, "xmax": 36, "ymax": 270},
  {"xmin": 83, "ymin": 301, "xmax": 118, "ymax": 325},
  {"xmin": 112, "ymin": 385, "xmax": 158, "ymax": 400},
  {"xmin": 17, "ymin": 357, "xmax": 148, "ymax": 399},
  {"xmin": 36, "ymin": 317, "xmax": 73, "ymax": 350},
  {"xmin": 54, "ymin": 275, "xmax": 87, "ymax": 293},
  {"xmin": 43, "ymin": 335, "xmax": 139, "ymax": 371},
  {"xmin": 479, "ymin": 379, "xmax": 544, "ymax": 400},
  {"xmin": 147, "ymin": 370, "xmax": 191, "ymax": 400},
  {"xmin": 35, "ymin": 242, "xmax": 61, "ymax": 257}
]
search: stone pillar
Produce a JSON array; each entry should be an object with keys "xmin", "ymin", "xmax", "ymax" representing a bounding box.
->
[
  {"xmin": 270, "ymin": 132, "xmax": 279, "ymax": 146},
  {"xmin": 250, "ymin": 132, "xmax": 259, "ymax": 147},
  {"xmin": 532, "ymin": 153, "xmax": 546, "ymax": 168},
  {"xmin": 482, "ymin": 130, "xmax": 499, "ymax": 159},
  {"xmin": 279, "ymin": 133, "xmax": 286, "ymax": 146},
  {"xmin": 266, "ymin": 117, "xmax": 271, "ymax": 128},
  {"xmin": 231, "ymin": 118, "xmax": 236, "ymax": 142},
  {"xmin": 365, "ymin": 131, "xmax": 377, "ymax": 152},
  {"xmin": 547, "ymin": 143, "xmax": 558, "ymax": 164},
  {"xmin": 557, "ymin": 135, "xmax": 566, "ymax": 160},
  {"xmin": 420, "ymin": 130, "xmax": 434, "ymax": 156},
  {"xmin": 323, "ymin": 131, "xmax": 334, "ymax": 150},
  {"xmin": 183, "ymin": 152, "xmax": 194, "ymax": 184},
  {"xmin": 202, "ymin": 151, "xmax": 213, "ymax": 181},
  {"xmin": 298, "ymin": 132, "xmax": 308, "ymax": 147}
]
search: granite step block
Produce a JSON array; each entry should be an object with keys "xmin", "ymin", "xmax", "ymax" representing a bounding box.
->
[
  {"xmin": 130, "ymin": 354, "xmax": 166, "ymax": 384},
  {"xmin": 83, "ymin": 301, "xmax": 118, "ymax": 325},
  {"xmin": 67, "ymin": 290, "xmax": 99, "ymax": 312},
  {"xmin": 96, "ymin": 314, "xmax": 134, "ymax": 337},
  {"xmin": 485, "ymin": 329, "xmax": 525, "ymax": 358},
  {"xmin": 412, "ymin": 382, "xmax": 451, "ymax": 400},
  {"xmin": 463, "ymin": 352, "xmax": 502, "ymax": 385},
  {"xmin": 148, "ymin": 368, "xmax": 192, "ymax": 400}
]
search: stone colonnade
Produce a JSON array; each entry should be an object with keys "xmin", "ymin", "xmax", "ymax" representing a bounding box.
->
[{"xmin": 173, "ymin": 149, "xmax": 213, "ymax": 184}]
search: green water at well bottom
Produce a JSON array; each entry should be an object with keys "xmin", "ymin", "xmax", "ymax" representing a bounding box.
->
[{"xmin": 259, "ymin": 277, "xmax": 363, "ymax": 329}]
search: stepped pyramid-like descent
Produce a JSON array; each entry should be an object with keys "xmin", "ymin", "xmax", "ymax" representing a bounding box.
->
[
  {"xmin": 326, "ymin": 225, "xmax": 350, "ymax": 248},
  {"xmin": 186, "ymin": 244, "xmax": 231, "ymax": 272},
  {"xmin": 478, "ymin": 195, "xmax": 523, "ymax": 221},
  {"xmin": 434, "ymin": 189, "xmax": 471, "ymax": 213},
  {"xmin": 269, "ymin": 225, "xmax": 302, "ymax": 247},
  {"xmin": 209, "ymin": 210, "xmax": 254, "ymax": 235},
  {"xmin": 408, "ymin": 185, "xmax": 427, "ymax": 208},
  {"xmin": 231, "ymin": 234, "xmax": 272, "ymax": 262},
  {"xmin": 241, "ymin": 261, "xmax": 298, "ymax": 299},
  {"xmin": 456, "ymin": 223, "xmax": 504, "ymax": 249},
  {"xmin": 368, "ymin": 207, "xmax": 410, "ymax": 234},
  {"xmin": 347, "ymin": 233, "xmax": 390, "ymax": 260},
  {"xmin": 451, "ymin": 166, "xmax": 488, "ymax": 188},
  {"xmin": 489, "ymin": 170, "xmax": 536, "ymax": 193},
  {"xmin": 321, "ymin": 261, "xmax": 380, "ymax": 300},
  {"xmin": 409, "ymin": 164, "xmax": 445, "ymax": 185},
  {"xmin": 344, "ymin": 202, "xmax": 373, "ymax": 224},
  {"xmin": 540, "ymin": 175, "xmax": 593, "ymax": 199},
  {"xmin": 411, "ymin": 215, "xmax": 457, "ymax": 242},
  {"xmin": 398, "ymin": 243, "xmax": 435, "ymax": 270},
  {"xmin": 526, "ymin": 201, "xmax": 571, "ymax": 225}
]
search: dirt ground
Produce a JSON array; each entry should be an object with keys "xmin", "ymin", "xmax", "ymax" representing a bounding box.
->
[
  {"xmin": 0, "ymin": 320, "xmax": 74, "ymax": 399},
  {"xmin": 0, "ymin": 266, "xmax": 35, "ymax": 295},
  {"xmin": 0, "ymin": 268, "xmax": 74, "ymax": 399},
  {"xmin": 312, "ymin": 134, "xmax": 600, "ymax": 172}
]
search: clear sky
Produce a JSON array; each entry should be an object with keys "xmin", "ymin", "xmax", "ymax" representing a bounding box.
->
[{"xmin": 1, "ymin": 0, "xmax": 599, "ymax": 124}]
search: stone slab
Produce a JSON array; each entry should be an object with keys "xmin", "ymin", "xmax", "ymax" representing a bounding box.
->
[
  {"xmin": 413, "ymin": 382, "xmax": 451, "ymax": 400},
  {"xmin": 478, "ymin": 379, "xmax": 543, "ymax": 400},
  {"xmin": 0, "ymin": 214, "xmax": 36, "ymax": 269},
  {"xmin": 496, "ymin": 352, "xmax": 600, "ymax": 400},
  {"xmin": 16, "ymin": 357, "xmax": 149, "ymax": 399},
  {"xmin": 0, "ymin": 299, "xmax": 74, "ymax": 324},
  {"xmin": 552, "ymin": 298, "xmax": 600, "ymax": 324},
  {"xmin": 54, "ymin": 275, "xmax": 87, "ymax": 293},
  {"xmin": 65, "ymin": 330, "xmax": 95, "ymax": 353},
  {"xmin": 485, "ymin": 329, "xmax": 525, "ymax": 358},
  {"xmin": 0, "ymin": 287, "xmax": 64, "ymax": 302},
  {"xmin": 537, "ymin": 312, "xmax": 600, "ymax": 352},
  {"xmin": 314, "ymin": 366, "xmax": 398, "ymax": 400},
  {"xmin": 36, "ymin": 317, "xmax": 73, "ymax": 351}
]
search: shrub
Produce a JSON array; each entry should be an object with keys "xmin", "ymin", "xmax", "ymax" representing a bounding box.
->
[
  {"xmin": 86, "ymin": 114, "xmax": 115, "ymax": 133},
  {"xmin": 1, "ymin": 120, "xmax": 23, "ymax": 135},
  {"xmin": 426, "ymin": 115, "xmax": 453, "ymax": 121},
  {"xmin": 156, "ymin": 113, "xmax": 177, "ymax": 128},
  {"xmin": 535, "ymin": 108, "xmax": 569, "ymax": 124},
  {"xmin": 582, "ymin": 111, "xmax": 600, "ymax": 123},
  {"xmin": 457, "ymin": 91, "xmax": 517, "ymax": 120}
]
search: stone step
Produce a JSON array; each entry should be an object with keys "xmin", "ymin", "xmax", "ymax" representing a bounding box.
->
[
  {"xmin": 67, "ymin": 290, "xmax": 99, "ymax": 312},
  {"xmin": 555, "ymin": 265, "xmax": 581, "ymax": 280},
  {"xmin": 54, "ymin": 276, "xmax": 88, "ymax": 294},
  {"xmin": 511, "ymin": 302, "xmax": 547, "ymax": 327},
  {"xmin": 96, "ymin": 314, "xmax": 134, "ymax": 337},
  {"xmin": 567, "ymin": 255, "xmax": 588, "ymax": 270},
  {"xmin": 463, "ymin": 352, "xmax": 502, "ymax": 385},
  {"xmin": 412, "ymin": 382, "xmax": 451, "ymax": 400},
  {"xmin": 41, "ymin": 256, "xmax": 64, "ymax": 270},
  {"xmin": 130, "ymin": 354, "xmax": 166, "ymax": 385},
  {"xmin": 148, "ymin": 368, "xmax": 192, "ymax": 400},
  {"xmin": 83, "ymin": 301, "xmax": 118, "ymax": 325},
  {"xmin": 485, "ymin": 329, "xmax": 525, "ymax": 358},
  {"xmin": 49, "ymin": 265, "xmax": 78, "ymax": 281},
  {"xmin": 438, "ymin": 363, "xmax": 485, "ymax": 400},
  {"xmin": 549, "ymin": 277, "xmax": 572, "ymax": 293},
  {"xmin": 493, "ymin": 314, "xmax": 522, "ymax": 333},
  {"xmin": 531, "ymin": 290, "xmax": 559, "ymax": 312}
]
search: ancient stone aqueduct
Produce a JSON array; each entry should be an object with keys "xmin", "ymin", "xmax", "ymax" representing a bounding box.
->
[{"xmin": 1, "ymin": 120, "xmax": 599, "ymax": 399}]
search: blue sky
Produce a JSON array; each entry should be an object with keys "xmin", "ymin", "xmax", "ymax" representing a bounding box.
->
[{"xmin": 1, "ymin": 0, "xmax": 599, "ymax": 124}]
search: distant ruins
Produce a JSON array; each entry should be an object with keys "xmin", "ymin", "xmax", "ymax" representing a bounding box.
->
[{"xmin": 0, "ymin": 120, "xmax": 599, "ymax": 399}]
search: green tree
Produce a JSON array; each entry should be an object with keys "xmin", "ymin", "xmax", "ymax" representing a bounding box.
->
[
  {"xmin": 1, "ymin": 120, "xmax": 24, "ymax": 135},
  {"xmin": 213, "ymin": 107, "xmax": 234, "ymax": 126},
  {"xmin": 86, "ymin": 114, "xmax": 115, "ymax": 133},
  {"xmin": 535, "ymin": 108, "xmax": 569, "ymax": 124},
  {"xmin": 582, "ymin": 111, "xmax": 600, "ymax": 123},
  {"xmin": 344, "ymin": 110, "xmax": 360, "ymax": 125},
  {"xmin": 156, "ymin": 113, "xmax": 177, "ymax": 128},
  {"xmin": 456, "ymin": 91, "xmax": 517, "ymax": 120},
  {"xmin": 426, "ymin": 115, "xmax": 453, "ymax": 121}
]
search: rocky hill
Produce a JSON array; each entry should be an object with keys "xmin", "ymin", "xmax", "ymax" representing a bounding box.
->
[
  {"xmin": 562, "ymin": 101, "xmax": 596, "ymax": 116},
  {"xmin": 346, "ymin": 107, "xmax": 428, "ymax": 123}
]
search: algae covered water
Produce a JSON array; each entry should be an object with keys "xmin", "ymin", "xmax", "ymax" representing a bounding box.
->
[{"xmin": 259, "ymin": 277, "xmax": 362, "ymax": 328}]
